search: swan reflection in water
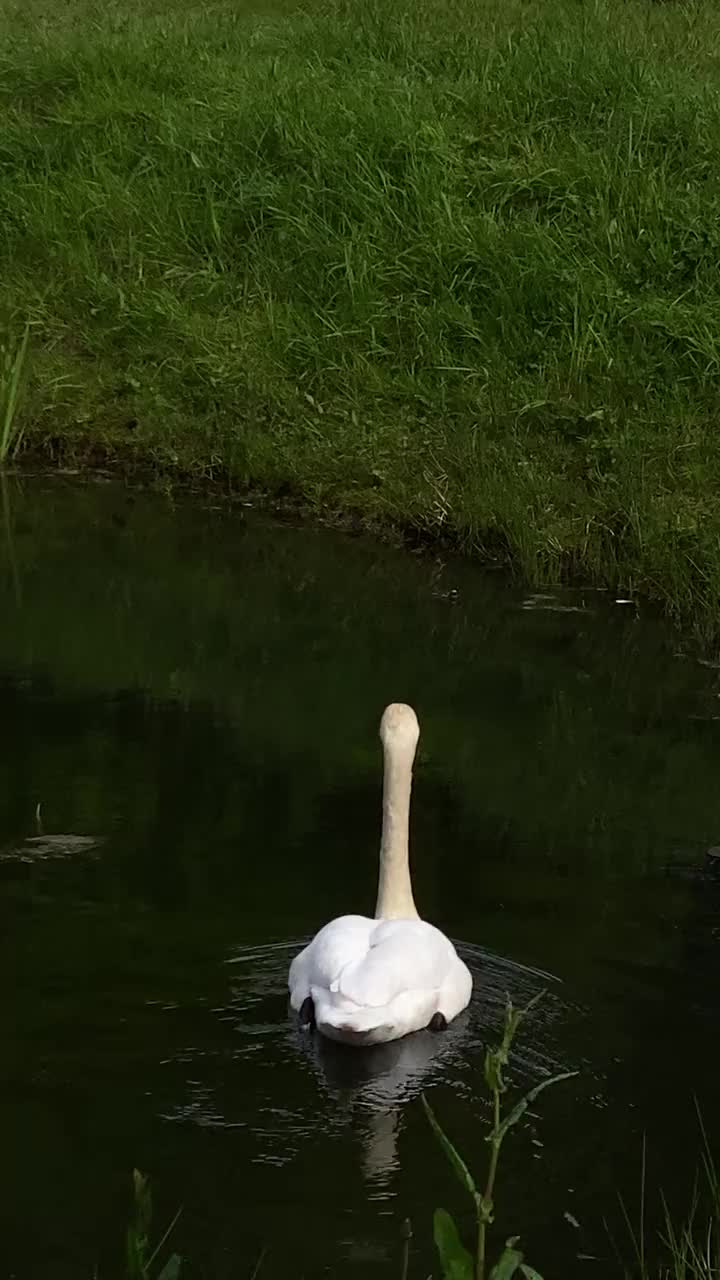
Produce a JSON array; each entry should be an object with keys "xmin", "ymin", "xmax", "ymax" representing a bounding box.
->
[
  {"xmin": 163, "ymin": 933, "xmax": 570, "ymax": 1203},
  {"xmin": 291, "ymin": 939, "xmax": 568, "ymax": 1190},
  {"xmin": 296, "ymin": 1013, "xmax": 469, "ymax": 1185},
  {"xmin": 214, "ymin": 933, "xmax": 569, "ymax": 1185}
]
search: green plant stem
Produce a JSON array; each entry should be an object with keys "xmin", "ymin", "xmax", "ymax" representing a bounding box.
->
[
  {"xmin": 476, "ymin": 1088, "xmax": 501, "ymax": 1280},
  {"xmin": 427, "ymin": 994, "xmax": 576, "ymax": 1280}
]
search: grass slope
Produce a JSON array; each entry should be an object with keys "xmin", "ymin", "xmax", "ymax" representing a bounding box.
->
[{"xmin": 2, "ymin": 0, "xmax": 720, "ymax": 627}]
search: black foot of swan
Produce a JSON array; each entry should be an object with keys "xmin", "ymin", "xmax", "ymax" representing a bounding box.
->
[
  {"xmin": 299, "ymin": 996, "xmax": 316, "ymax": 1029},
  {"xmin": 428, "ymin": 1011, "xmax": 447, "ymax": 1032}
]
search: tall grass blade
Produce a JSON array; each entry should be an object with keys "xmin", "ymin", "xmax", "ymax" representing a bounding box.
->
[{"xmin": 0, "ymin": 324, "xmax": 30, "ymax": 465}]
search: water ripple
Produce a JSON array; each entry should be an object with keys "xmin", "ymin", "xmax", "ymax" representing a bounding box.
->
[{"xmin": 159, "ymin": 935, "xmax": 586, "ymax": 1191}]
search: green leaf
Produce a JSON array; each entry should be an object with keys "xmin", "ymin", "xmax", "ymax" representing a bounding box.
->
[
  {"xmin": 487, "ymin": 993, "xmax": 549, "ymax": 1095},
  {"xmin": 489, "ymin": 1238, "xmax": 524, "ymax": 1280},
  {"xmin": 433, "ymin": 1208, "xmax": 474, "ymax": 1280},
  {"xmin": 495, "ymin": 1070, "xmax": 579, "ymax": 1144},
  {"xmin": 519, "ymin": 1265, "xmax": 544, "ymax": 1279},
  {"xmin": 422, "ymin": 1096, "xmax": 476, "ymax": 1198},
  {"xmin": 484, "ymin": 1045, "xmax": 505, "ymax": 1096},
  {"xmin": 157, "ymin": 1255, "xmax": 182, "ymax": 1280}
]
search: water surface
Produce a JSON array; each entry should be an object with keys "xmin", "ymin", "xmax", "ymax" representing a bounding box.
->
[{"xmin": 2, "ymin": 476, "xmax": 720, "ymax": 1278}]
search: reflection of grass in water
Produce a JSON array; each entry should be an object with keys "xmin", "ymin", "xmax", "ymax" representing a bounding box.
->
[
  {"xmin": 0, "ymin": 470, "xmax": 22, "ymax": 604},
  {"xmin": 1, "ymin": 482, "xmax": 718, "ymax": 888}
]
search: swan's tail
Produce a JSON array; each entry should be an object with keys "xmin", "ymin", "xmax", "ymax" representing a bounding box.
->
[{"xmin": 310, "ymin": 986, "xmax": 396, "ymax": 1045}]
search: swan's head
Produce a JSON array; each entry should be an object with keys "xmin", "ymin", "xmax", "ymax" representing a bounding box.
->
[{"xmin": 379, "ymin": 703, "xmax": 420, "ymax": 761}]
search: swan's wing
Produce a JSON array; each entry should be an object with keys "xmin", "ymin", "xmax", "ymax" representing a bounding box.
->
[
  {"xmin": 288, "ymin": 915, "xmax": 374, "ymax": 1008},
  {"xmin": 336, "ymin": 919, "xmax": 461, "ymax": 1008}
]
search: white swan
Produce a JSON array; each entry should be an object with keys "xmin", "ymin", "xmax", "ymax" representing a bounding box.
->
[{"xmin": 288, "ymin": 703, "xmax": 472, "ymax": 1046}]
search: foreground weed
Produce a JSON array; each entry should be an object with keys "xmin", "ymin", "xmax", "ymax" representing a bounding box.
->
[
  {"xmin": 423, "ymin": 993, "xmax": 577, "ymax": 1280},
  {"xmin": 619, "ymin": 1105, "xmax": 720, "ymax": 1280},
  {"xmin": 126, "ymin": 1169, "xmax": 182, "ymax": 1280}
]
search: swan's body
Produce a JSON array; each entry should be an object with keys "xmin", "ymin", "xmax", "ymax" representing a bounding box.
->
[
  {"xmin": 289, "ymin": 913, "xmax": 471, "ymax": 1045},
  {"xmin": 288, "ymin": 704, "xmax": 472, "ymax": 1046}
]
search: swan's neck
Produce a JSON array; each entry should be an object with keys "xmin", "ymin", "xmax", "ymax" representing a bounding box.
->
[{"xmin": 375, "ymin": 749, "xmax": 419, "ymax": 920}]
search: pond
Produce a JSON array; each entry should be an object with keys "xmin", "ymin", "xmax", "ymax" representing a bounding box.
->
[{"xmin": 2, "ymin": 475, "xmax": 720, "ymax": 1279}]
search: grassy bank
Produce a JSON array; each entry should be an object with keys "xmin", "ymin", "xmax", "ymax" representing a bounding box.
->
[{"xmin": 3, "ymin": 0, "xmax": 720, "ymax": 628}]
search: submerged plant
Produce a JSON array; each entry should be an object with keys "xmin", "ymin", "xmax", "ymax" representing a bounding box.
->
[
  {"xmin": 126, "ymin": 1169, "xmax": 183, "ymax": 1280},
  {"xmin": 0, "ymin": 324, "xmax": 30, "ymax": 465},
  {"xmin": 422, "ymin": 993, "xmax": 577, "ymax": 1280}
]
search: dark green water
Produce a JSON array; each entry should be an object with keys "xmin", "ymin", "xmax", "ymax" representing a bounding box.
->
[{"xmin": 2, "ymin": 475, "xmax": 720, "ymax": 1279}]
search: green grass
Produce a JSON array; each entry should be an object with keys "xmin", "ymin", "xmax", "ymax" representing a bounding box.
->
[
  {"xmin": 619, "ymin": 1112, "xmax": 720, "ymax": 1280},
  {"xmin": 0, "ymin": 323, "xmax": 29, "ymax": 463},
  {"xmin": 3, "ymin": 0, "xmax": 720, "ymax": 629}
]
